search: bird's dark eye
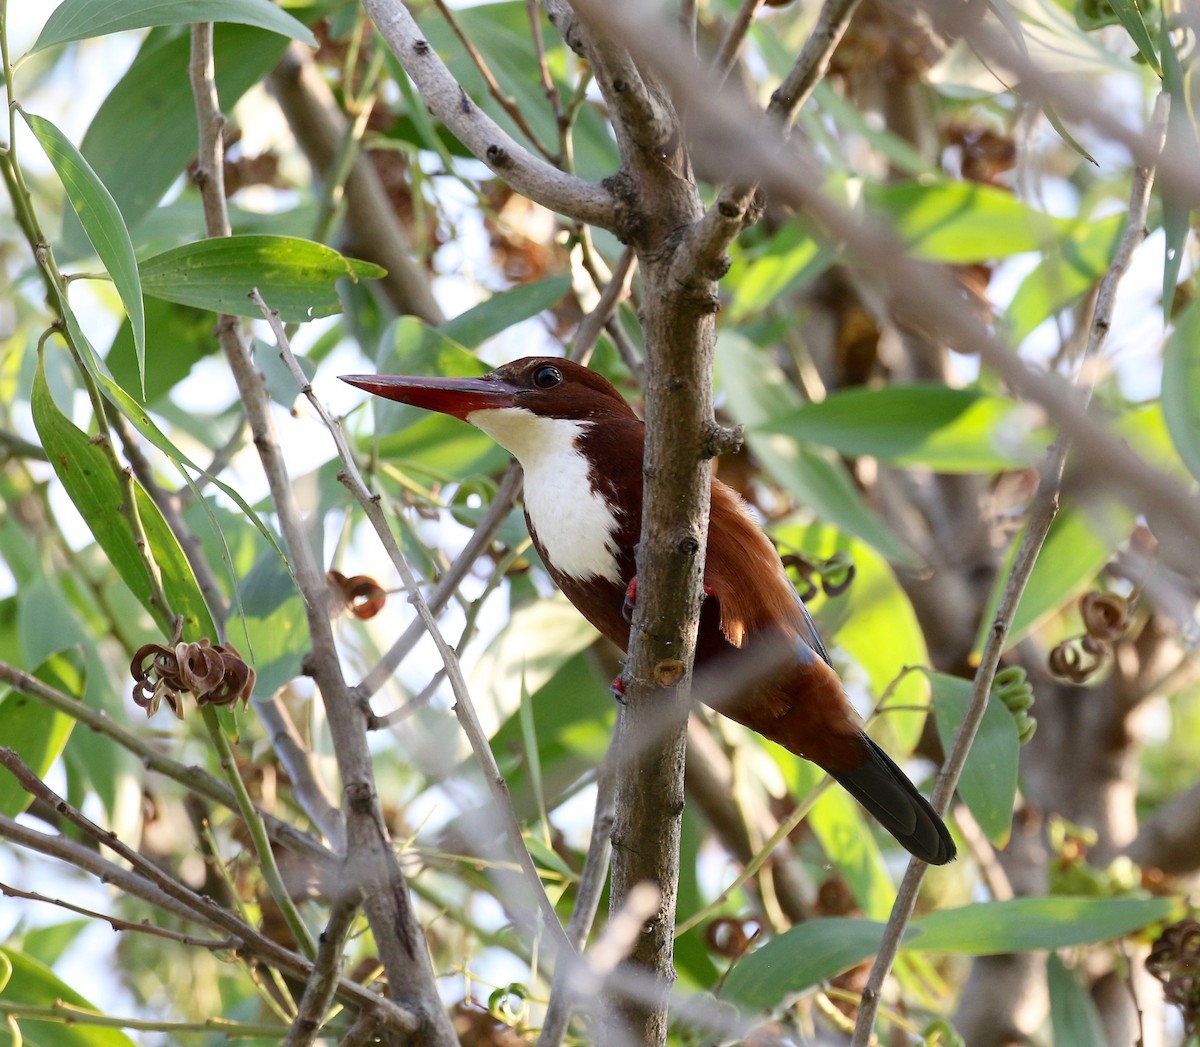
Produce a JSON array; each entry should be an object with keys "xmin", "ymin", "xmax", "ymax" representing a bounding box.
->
[{"xmin": 532, "ymin": 364, "xmax": 563, "ymax": 389}]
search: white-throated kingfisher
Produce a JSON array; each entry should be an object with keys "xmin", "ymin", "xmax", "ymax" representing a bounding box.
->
[{"xmin": 342, "ymin": 358, "xmax": 955, "ymax": 865}]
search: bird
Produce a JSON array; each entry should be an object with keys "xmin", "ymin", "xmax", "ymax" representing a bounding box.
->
[{"xmin": 342, "ymin": 357, "xmax": 955, "ymax": 865}]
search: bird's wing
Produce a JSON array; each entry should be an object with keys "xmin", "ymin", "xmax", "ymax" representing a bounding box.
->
[{"xmin": 795, "ymin": 593, "xmax": 833, "ymax": 669}]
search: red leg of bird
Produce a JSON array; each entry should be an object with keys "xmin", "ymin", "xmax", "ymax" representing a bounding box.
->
[{"xmin": 622, "ymin": 575, "xmax": 714, "ymax": 624}]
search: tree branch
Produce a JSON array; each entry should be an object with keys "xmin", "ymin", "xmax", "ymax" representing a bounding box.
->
[
  {"xmin": 851, "ymin": 89, "xmax": 1170, "ymax": 1045},
  {"xmin": 360, "ymin": 0, "xmax": 617, "ymax": 228},
  {"xmin": 189, "ymin": 25, "xmax": 456, "ymax": 1045},
  {"xmin": 251, "ymin": 290, "xmax": 574, "ymax": 962}
]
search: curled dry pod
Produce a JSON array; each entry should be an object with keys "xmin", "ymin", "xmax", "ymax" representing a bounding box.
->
[
  {"xmin": 1080, "ymin": 590, "xmax": 1130, "ymax": 643},
  {"xmin": 1048, "ymin": 638, "xmax": 1103, "ymax": 683}
]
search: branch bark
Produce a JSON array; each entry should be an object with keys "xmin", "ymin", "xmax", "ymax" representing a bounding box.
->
[
  {"xmin": 360, "ymin": 0, "xmax": 617, "ymax": 228},
  {"xmin": 188, "ymin": 25, "xmax": 457, "ymax": 1046}
]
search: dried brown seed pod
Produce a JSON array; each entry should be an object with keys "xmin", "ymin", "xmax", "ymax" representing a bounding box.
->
[{"xmin": 1080, "ymin": 590, "xmax": 1130, "ymax": 643}]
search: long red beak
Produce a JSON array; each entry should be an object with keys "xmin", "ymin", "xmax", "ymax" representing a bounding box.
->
[{"xmin": 340, "ymin": 373, "xmax": 520, "ymax": 421}]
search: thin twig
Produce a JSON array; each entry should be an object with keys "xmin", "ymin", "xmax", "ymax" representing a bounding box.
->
[
  {"xmin": 284, "ymin": 879, "xmax": 369, "ymax": 1047},
  {"xmin": 570, "ymin": 245, "xmax": 637, "ymax": 365},
  {"xmin": 537, "ymin": 740, "xmax": 618, "ymax": 1047},
  {"xmin": 430, "ymin": 0, "xmax": 560, "ymax": 162},
  {"xmin": 850, "ymin": 90, "xmax": 1171, "ymax": 1046},
  {"xmin": 0, "ymin": 658, "xmax": 332, "ymax": 867},
  {"xmin": 675, "ymin": 0, "xmax": 863, "ymax": 281},
  {"xmin": 527, "ymin": 0, "xmax": 567, "ymax": 135},
  {"xmin": 0, "ymin": 881, "xmax": 237, "ymax": 949},
  {"xmin": 251, "ymin": 290, "xmax": 574, "ymax": 963},
  {"xmin": 0, "ymin": 810, "xmax": 418, "ymax": 1031},
  {"xmin": 361, "ymin": 0, "xmax": 615, "ymax": 226},
  {"xmin": 189, "ymin": 26, "xmax": 456, "ymax": 1040},
  {"xmin": 258, "ymin": 691, "xmax": 346, "ymax": 849},
  {"xmin": 353, "ymin": 463, "xmax": 522, "ymax": 701},
  {"xmin": 714, "ymin": 0, "xmax": 768, "ymax": 81}
]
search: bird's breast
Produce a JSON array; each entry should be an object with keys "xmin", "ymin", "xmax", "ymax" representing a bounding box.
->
[{"xmin": 469, "ymin": 408, "xmax": 623, "ymax": 585}]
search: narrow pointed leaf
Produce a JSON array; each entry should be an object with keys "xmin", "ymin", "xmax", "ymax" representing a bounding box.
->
[
  {"xmin": 440, "ymin": 275, "xmax": 572, "ymax": 348},
  {"xmin": 1161, "ymin": 24, "xmax": 1190, "ymax": 316},
  {"xmin": 906, "ymin": 896, "xmax": 1172, "ymax": 955},
  {"xmin": 31, "ymin": 359, "xmax": 216, "ymax": 641},
  {"xmin": 721, "ymin": 919, "xmax": 887, "ymax": 1009},
  {"xmin": 32, "ymin": 0, "xmax": 315, "ymax": 52},
  {"xmin": 139, "ymin": 235, "xmax": 384, "ymax": 322},
  {"xmin": 1161, "ymin": 282, "xmax": 1200, "ymax": 486},
  {"xmin": 718, "ymin": 334, "xmax": 916, "ymax": 565},
  {"xmin": 1102, "ymin": 0, "xmax": 1161, "ymax": 74},
  {"xmin": 930, "ymin": 672, "xmax": 1019, "ymax": 847},
  {"xmin": 1048, "ymin": 953, "xmax": 1108, "ymax": 1047},
  {"xmin": 0, "ymin": 947, "xmax": 137, "ymax": 1047},
  {"xmin": 0, "ymin": 649, "xmax": 84, "ymax": 818},
  {"xmin": 23, "ymin": 110, "xmax": 145, "ymax": 395},
  {"xmin": 761, "ymin": 385, "xmax": 1046, "ymax": 472}
]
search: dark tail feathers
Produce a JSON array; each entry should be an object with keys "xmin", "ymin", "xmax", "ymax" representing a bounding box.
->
[{"xmin": 827, "ymin": 733, "xmax": 956, "ymax": 865}]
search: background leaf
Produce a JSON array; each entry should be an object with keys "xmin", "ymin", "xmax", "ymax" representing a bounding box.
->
[
  {"xmin": 31, "ymin": 359, "xmax": 215, "ymax": 640},
  {"xmin": 0, "ymin": 947, "xmax": 138, "ymax": 1047},
  {"xmin": 762, "ymin": 385, "xmax": 1046, "ymax": 472},
  {"xmin": 32, "ymin": 0, "xmax": 315, "ymax": 52},
  {"xmin": 139, "ymin": 236, "xmax": 384, "ymax": 322},
  {"xmin": 906, "ymin": 896, "xmax": 1172, "ymax": 955},
  {"xmin": 720, "ymin": 919, "xmax": 887, "ymax": 1010},
  {"xmin": 717, "ymin": 334, "xmax": 916, "ymax": 565},
  {"xmin": 930, "ymin": 671, "xmax": 1019, "ymax": 847},
  {"xmin": 0, "ymin": 649, "xmax": 84, "ymax": 818},
  {"xmin": 22, "ymin": 111, "xmax": 145, "ymax": 394},
  {"xmin": 1161, "ymin": 297, "xmax": 1200, "ymax": 484}
]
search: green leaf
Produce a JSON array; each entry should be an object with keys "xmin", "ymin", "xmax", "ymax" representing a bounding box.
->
[
  {"xmin": 229, "ymin": 554, "xmax": 309, "ymax": 697},
  {"xmin": 468, "ymin": 650, "xmax": 613, "ymax": 821},
  {"xmin": 1048, "ymin": 953, "xmax": 1108, "ymax": 1047},
  {"xmin": 906, "ymin": 896, "xmax": 1172, "ymax": 955},
  {"xmin": 72, "ymin": 26, "xmax": 289, "ymax": 248},
  {"xmin": 473, "ymin": 593, "xmax": 600, "ymax": 713},
  {"xmin": 440, "ymin": 275, "xmax": 572, "ymax": 349},
  {"xmin": 1161, "ymin": 298, "xmax": 1200, "ymax": 484},
  {"xmin": 1003, "ymin": 214, "xmax": 1123, "ymax": 345},
  {"xmin": 717, "ymin": 334, "xmax": 916, "ymax": 565},
  {"xmin": 720, "ymin": 919, "xmax": 887, "ymax": 1010},
  {"xmin": 0, "ymin": 946, "xmax": 137, "ymax": 1047},
  {"xmin": 868, "ymin": 181, "xmax": 1066, "ymax": 263},
  {"xmin": 929, "ymin": 672, "xmax": 1019, "ymax": 847},
  {"xmin": 725, "ymin": 222, "xmax": 830, "ymax": 322},
  {"xmin": 1161, "ymin": 28, "xmax": 1190, "ymax": 317},
  {"xmin": 808, "ymin": 789, "xmax": 895, "ymax": 920},
  {"xmin": 31, "ymin": 358, "xmax": 216, "ymax": 641},
  {"xmin": 761, "ymin": 385, "xmax": 1046, "ymax": 473},
  {"xmin": 973, "ymin": 499, "xmax": 1133, "ymax": 655},
  {"xmin": 22, "ymin": 110, "xmax": 145, "ymax": 396},
  {"xmin": 1073, "ymin": 0, "xmax": 1159, "ymax": 73},
  {"xmin": 0, "ymin": 649, "xmax": 84, "ymax": 818},
  {"xmin": 106, "ymin": 298, "xmax": 216, "ymax": 405},
  {"xmin": 32, "ymin": 0, "xmax": 315, "ymax": 52},
  {"xmin": 139, "ymin": 236, "xmax": 384, "ymax": 322}
]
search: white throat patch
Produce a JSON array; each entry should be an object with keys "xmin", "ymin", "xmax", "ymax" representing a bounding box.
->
[{"xmin": 467, "ymin": 407, "xmax": 622, "ymax": 583}]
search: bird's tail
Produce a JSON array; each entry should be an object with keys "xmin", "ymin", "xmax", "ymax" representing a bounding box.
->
[{"xmin": 826, "ymin": 733, "xmax": 956, "ymax": 865}]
